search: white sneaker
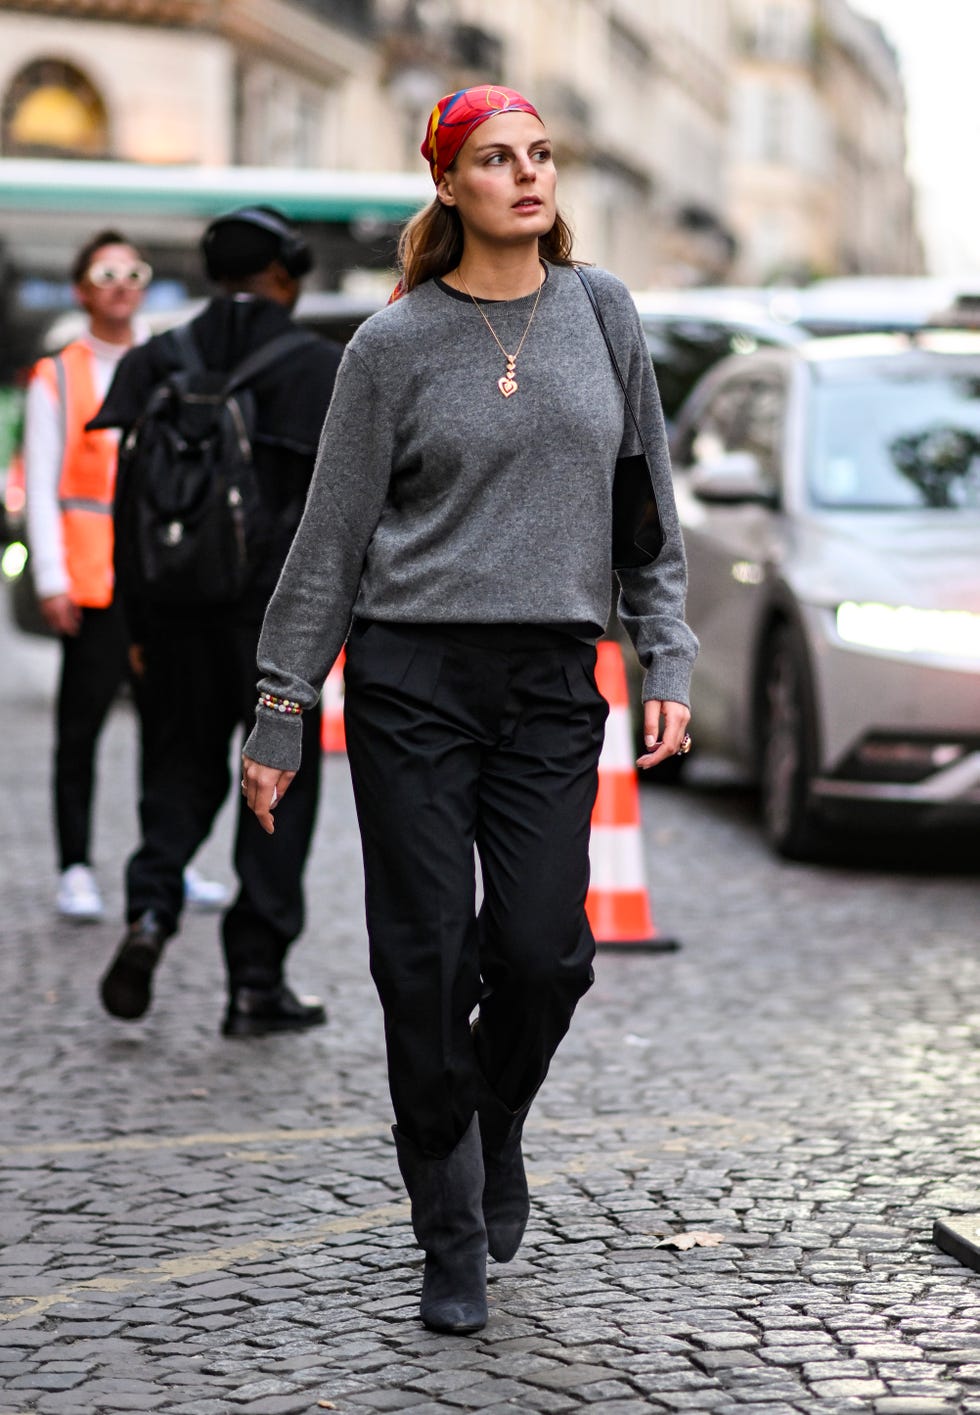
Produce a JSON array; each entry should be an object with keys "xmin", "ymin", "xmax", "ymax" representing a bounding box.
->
[
  {"xmin": 57, "ymin": 864, "xmax": 105, "ymax": 923},
  {"xmin": 183, "ymin": 866, "xmax": 231, "ymax": 912}
]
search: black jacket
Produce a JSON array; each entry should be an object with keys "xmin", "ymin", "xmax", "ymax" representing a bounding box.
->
[{"xmin": 91, "ymin": 294, "xmax": 342, "ymax": 631}]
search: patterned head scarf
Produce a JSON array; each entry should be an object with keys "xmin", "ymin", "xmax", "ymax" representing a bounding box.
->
[
  {"xmin": 388, "ymin": 85, "xmax": 543, "ymax": 304},
  {"xmin": 421, "ymin": 85, "xmax": 542, "ymax": 184}
]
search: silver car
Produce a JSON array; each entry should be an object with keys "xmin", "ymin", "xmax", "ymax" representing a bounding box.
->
[{"xmin": 668, "ymin": 330, "xmax": 980, "ymax": 858}]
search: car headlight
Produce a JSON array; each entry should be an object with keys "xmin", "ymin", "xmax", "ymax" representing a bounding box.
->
[{"xmin": 836, "ymin": 601, "xmax": 980, "ymax": 661}]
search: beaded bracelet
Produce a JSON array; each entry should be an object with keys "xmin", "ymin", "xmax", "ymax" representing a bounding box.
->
[{"xmin": 258, "ymin": 691, "xmax": 302, "ymax": 716}]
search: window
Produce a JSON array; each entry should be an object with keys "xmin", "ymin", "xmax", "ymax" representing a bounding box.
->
[
  {"xmin": 684, "ymin": 374, "xmax": 786, "ymax": 487},
  {"xmin": 290, "ymin": 0, "xmax": 375, "ymax": 36},
  {"xmin": 758, "ymin": 3, "xmax": 810, "ymax": 63},
  {"xmin": 2, "ymin": 59, "xmax": 109, "ymax": 158},
  {"xmin": 738, "ymin": 377, "xmax": 785, "ymax": 483},
  {"xmin": 451, "ymin": 25, "xmax": 503, "ymax": 74},
  {"xmin": 296, "ymin": 92, "xmax": 323, "ymax": 169},
  {"xmin": 763, "ymin": 87, "xmax": 789, "ymax": 164}
]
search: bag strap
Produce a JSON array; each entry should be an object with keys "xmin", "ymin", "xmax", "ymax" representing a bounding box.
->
[
  {"xmin": 169, "ymin": 322, "xmax": 207, "ymax": 376},
  {"xmin": 165, "ymin": 324, "xmax": 317, "ymax": 396},
  {"xmin": 575, "ymin": 267, "xmax": 646, "ymax": 451},
  {"xmin": 221, "ymin": 330, "xmax": 319, "ymax": 397}
]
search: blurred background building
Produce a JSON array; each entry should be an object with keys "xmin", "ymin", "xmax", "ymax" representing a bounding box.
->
[
  {"xmin": 0, "ymin": 0, "xmax": 924, "ymax": 377},
  {"xmin": 728, "ymin": 0, "xmax": 921, "ymax": 283}
]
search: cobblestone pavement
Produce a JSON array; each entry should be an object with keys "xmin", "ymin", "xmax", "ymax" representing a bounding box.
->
[{"xmin": 1, "ymin": 611, "xmax": 979, "ymax": 1415}]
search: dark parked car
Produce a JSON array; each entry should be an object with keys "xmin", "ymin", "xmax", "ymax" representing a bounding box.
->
[{"xmin": 632, "ymin": 289, "xmax": 806, "ymax": 425}]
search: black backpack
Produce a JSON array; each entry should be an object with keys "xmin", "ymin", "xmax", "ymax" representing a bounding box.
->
[{"xmin": 114, "ymin": 323, "xmax": 316, "ymax": 608}]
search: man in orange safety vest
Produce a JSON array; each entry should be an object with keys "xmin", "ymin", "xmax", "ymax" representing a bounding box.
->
[{"xmin": 24, "ymin": 231, "xmax": 226, "ymax": 922}]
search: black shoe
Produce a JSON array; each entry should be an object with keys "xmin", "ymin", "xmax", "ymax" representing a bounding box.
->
[
  {"xmin": 100, "ymin": 911, "xmax": 170, "ymax": 1020},
  {"xmin": 221, "ymin": 984, "xmax": 327, "ymax": 1038}
]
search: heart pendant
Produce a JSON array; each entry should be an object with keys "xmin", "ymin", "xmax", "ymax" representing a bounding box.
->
[{"xmin": 498, "ymin": 375, "xmax": 518, "ymax": 398}]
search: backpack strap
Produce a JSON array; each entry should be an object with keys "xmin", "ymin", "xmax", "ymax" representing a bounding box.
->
[
  {"xmin": 222, "ymin": 330, "xmax": 319, "ymax": 397},
  {"xmin": 169, "ymin": 321, "xmax": 207, "ymax": 376}
]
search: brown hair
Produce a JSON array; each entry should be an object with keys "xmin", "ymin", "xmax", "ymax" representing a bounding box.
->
[
  {"xmin": 396, "ymin": 198, "xmax": 576, "ymax": 296},
  {"xmin": 71, "ymin": 228, "xmax": 143, "ymax": 284}
]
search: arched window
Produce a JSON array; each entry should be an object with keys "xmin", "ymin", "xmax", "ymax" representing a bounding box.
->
[{"xmin": 2, "ymin": 59, "xmax": 109, "ymax": 158}]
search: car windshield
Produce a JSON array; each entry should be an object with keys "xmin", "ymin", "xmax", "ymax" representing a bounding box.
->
[{"xmin": 809, "ymin": 365, "xmax": 980, "ymax": 510}]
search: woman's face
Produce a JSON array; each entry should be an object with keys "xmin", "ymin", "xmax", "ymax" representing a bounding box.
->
[{"xmin": 437, "ymin": 111, "xmax": 557, "ymax": 249}]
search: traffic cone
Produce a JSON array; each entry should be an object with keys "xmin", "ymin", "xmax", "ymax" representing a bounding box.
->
[
  {"xmin": 320, "ymin": 648, "xmax": 347, "ymax": 753},
  {"xmin": 586, "ymin": 641, "xmax": 679, "ymax": 952}
]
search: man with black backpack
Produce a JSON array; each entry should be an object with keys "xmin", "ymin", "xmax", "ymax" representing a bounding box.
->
[{"xmin": 89, "ymin": 207, "xmax": 342, "ymax": 1036}]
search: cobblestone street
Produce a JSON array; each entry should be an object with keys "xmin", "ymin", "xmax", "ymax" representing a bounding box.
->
[{"xmin": 2, "ymin": 612, "xmax": 979, "ymax": 1415}]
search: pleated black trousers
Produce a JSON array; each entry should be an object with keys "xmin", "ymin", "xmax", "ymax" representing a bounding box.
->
[{"xmin": 343, "ymin": 620, "xmax": 608, "ymax": 1156}]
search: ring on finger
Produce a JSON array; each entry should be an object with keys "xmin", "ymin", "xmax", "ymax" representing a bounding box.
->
[{"xmin": 675, "ymin": 732, "xmax": 692, "ymax": 756}]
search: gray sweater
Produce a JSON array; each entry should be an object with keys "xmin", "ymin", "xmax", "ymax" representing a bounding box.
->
[{"xmin": 245, "ymin": 263, "xmax": 697, "ymax": 771}]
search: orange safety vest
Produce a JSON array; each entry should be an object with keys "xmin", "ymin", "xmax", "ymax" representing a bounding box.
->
[{"xmin": 33, "ymin": 339, "xmax": 118, "ymax": 608}]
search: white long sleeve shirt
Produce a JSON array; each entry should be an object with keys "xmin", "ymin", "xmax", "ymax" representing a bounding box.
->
[{"xmin": 24, "ymin": 325, "xmax": 147, "ymax": 600}]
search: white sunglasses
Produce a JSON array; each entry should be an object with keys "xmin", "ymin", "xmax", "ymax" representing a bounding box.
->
[{"xmin": 85, "ymin": 260, "xmax": 153, "ymax": 290}]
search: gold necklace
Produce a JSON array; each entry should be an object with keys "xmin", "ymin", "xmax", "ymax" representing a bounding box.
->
[{"xmin": 455, "ymin": 266, "xmax": 545, "ymax": 398}]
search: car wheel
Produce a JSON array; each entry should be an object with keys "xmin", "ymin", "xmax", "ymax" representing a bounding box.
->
[{"xmin": 759, "ymin": 624, "xmax": 824, "ymax": 859}]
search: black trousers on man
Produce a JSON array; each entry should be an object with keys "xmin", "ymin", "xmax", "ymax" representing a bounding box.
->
[
  {"xmin": 344, "ymin": 620, "xmax": 608, "ymax": 1157},
  {"xmin": 126, "ymin": 617, "xmax": 322, "ymax": 990},
  {"xmin": 55, "ymin": 602, "xmax": 130, "ymax": 870}
]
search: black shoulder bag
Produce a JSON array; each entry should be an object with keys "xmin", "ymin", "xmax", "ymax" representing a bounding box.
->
[{"xmin": 575, "ymin": 267, "xmax": 665, "ymax": 569}]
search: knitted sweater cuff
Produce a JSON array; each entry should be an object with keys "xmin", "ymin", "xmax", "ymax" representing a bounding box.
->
[
  {"xmin": 242, "ymin": 707, "xmax": 304, "ymax": 774},
  {"xmin": 641, "ymin": 660, "xmax": 692, "ymax": 709}
]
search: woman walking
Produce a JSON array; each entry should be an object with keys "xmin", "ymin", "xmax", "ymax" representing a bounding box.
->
[{"xmin": 242, "ymin": 85, "xmax": 696, "ymax": 1334}]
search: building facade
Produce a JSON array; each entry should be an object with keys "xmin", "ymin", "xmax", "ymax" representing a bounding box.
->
[
  {"xmin": 0, "ymin": 1, "xmax": 402, "ymax": 170},
  {"xmin": 727, "ymin": 0, "xmax": 921, "ymax": 283},
  {"xmin": 0, "ymin": 1, "xmax": 413, "ymax": 373},
  {"xmin": 0, "ymin": 0, "xmax": 922, "ymax": 288},
  {"xmin": 819, "ymin": 0, "xmax": 921, "ymax": 276},
  {"xmin": 375, "ymin": 0, "xmax": 737, "ymax": 287}
]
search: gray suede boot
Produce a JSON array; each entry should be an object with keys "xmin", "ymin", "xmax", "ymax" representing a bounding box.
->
[{"xmin": 392, "ymin": 1113, "xmax": 488, "ymax": 1334}]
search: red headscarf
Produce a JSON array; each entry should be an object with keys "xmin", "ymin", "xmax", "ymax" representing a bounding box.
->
[
  {"xmin": 388, "ymin": 85, "xmax": 543, "ymax": 304},
  {"xmin": 421, "ymin": 85, "xmax": 542, "ymax": 184}
]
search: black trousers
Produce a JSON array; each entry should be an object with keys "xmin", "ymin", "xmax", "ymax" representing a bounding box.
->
[
  {"xmin": 344, "ymin": 621, "xmax": 608, "ymax": 1156},
  {"xmin": 55, "ymin": 602, "xmax": 130, "ymax": 870},
  {"xmin": 126, "ymin": 618, "xmax": 322, "ymax": 990}
]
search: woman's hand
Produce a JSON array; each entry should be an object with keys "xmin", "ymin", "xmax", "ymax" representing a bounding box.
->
[
  {"xmin": 241, "ymin": 755, "xmax": 295, "ymax": 835},
  {"xmin": 635, "ymin": 699, "xmax": 691, "ymax": 770}
]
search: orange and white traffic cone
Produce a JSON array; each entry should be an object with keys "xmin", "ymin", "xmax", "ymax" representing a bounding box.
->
[
  {"xmin": 586, "ymin": 641, "xmax": 679, "ymax": 952},
  {"xmin": 320, "ymin": 648, "xmax": 347, "ymax": 753}
]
